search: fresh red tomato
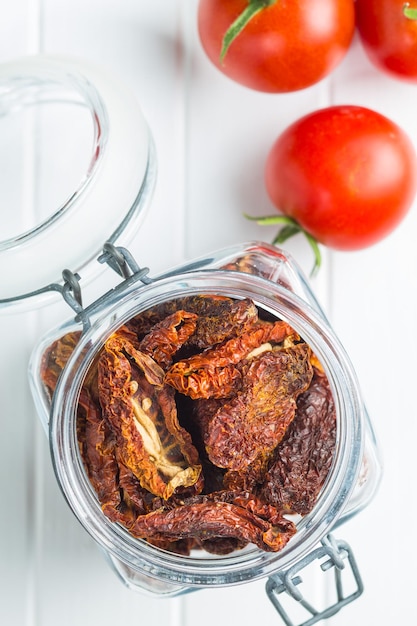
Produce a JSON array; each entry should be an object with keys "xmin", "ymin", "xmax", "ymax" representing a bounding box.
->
[
  {"xmin": 356, "ymin": 0, "xmax": 417, "ymax": 82},
  {"xmin": 263, "ymin": 105, "xmax": 417, "ymax": 252},
  {"xmin": 197, "ymin": 0, "xmax": 355, "ymax": 93}
]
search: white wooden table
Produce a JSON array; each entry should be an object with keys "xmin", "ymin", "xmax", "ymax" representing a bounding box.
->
[{"xmin": 1, "ymin": 2, "xmax": 416, "ymax": 624}]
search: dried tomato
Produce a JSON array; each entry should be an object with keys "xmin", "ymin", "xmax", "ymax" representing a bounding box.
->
[
  {"xmin": 186, "ymin": 296, "xmax": 258, "ymax": 348},
  {"xmin": 79, "ymin": 389, "xmax": 124, "ymax": 522},
  {"xmin": 138, "ymin": 310, "xmax": 198, "ymax": 369},
  {"xmin": 40, "ymin": 293, "xmax": 337, "ymax": 557},
  {"xmin": 128, "ymin": 490, "xmax": 296, "ymax": 552},
  {"xmin": 98, "ymin": 331, "xmax": 202, "ymax": 499},
  {"xmin": 40, "ymin": 330, "xmax": 81, "ymax": 398},
  {"xmin": 202, "ymin": 343, "xmax": 313, "ymax": 470},
  {"xmin": 165, "ymin": 319, "xmax": 298, "ymax": 400},
  {"xmin": 223, "ymin": 452, "xmax": 274, "ymax": 492},
  {"xmin": 260, "ymin": 370, "xmax": 336, "ymax": 515},
  {"xmin": 128, "ymin": 295, "xmax": 258, "ymax": 348}
]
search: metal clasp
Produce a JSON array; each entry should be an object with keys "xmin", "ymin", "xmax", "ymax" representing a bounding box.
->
[
  {"xmin": 57, "ymin": 242, "xmax": 153, "ymax": 331},
  {"xmin": 266, "ymin": 534, "xmax": 363, "ymax": 626}
]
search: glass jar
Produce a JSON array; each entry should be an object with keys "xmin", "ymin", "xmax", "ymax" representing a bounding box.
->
[
  {"xmin": 1, "ymin": 55, "xmax": 382, "ymax": 626},
  {"xmin": 29, "ymin": 241, "xmax": 382, "ymax": 625}
]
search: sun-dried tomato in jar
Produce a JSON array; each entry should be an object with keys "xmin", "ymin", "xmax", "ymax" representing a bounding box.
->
[{"xmin": 41, "ymin": 294, "xmax": 337, "ymax": 556}]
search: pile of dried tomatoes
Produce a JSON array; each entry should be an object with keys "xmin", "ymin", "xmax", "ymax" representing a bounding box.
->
[{"xmin": 42, "ymin": 293, "xmax": 336, "ymax": 556}]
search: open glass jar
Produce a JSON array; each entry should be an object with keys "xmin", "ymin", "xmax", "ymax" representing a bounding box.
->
[
  {"xmin": 1, "ymin": 56, "xmax": 382, "ymax": 626},
  {"xmin": 28, "ymin": 241, "xmax": 382, "ymax": 625}
]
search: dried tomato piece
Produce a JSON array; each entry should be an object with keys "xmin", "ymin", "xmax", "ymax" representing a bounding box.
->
[
  {"xmin": 117, "ymin": 459, "xmax": 157, "ymax": 515},
  {"xmin": 39, "ymin": 332, "xmax": 127, "ymax": 521},
  {"xmin": 139, "ymin": 310, "xmax": 198, "ymax": 369},
  {"xmin": 260, "ymin": 370, "xmax": 337, "ymax": 515},
  {"xmin": 186, "ymin": 296, "xmax": 258, "ymax": 349},
  {"xmin": 125, "ymin": 302, "xmax": 182, "ymax": 339},
  {"xmin": 127, "ymin": 296, "xmax": 258, "ymax": 348},
  {"xmin": 198, "ymin": 537, "xmax": 248, "ymax": 555},
  {"xmin": 223, "ymin": 451, "xmax": 274, "ymax": 492},
  {"xmin": 165, "ymin": 320, "xmax": 298, "ymax": 400},
  {"xmin": 202, "ymin": 343, "xmax": 313, "ymax": 471},
  {"xmin": 221, "ymin": 250, "xmax": 304, "ymax": 295},
  {"xmin": 128, "ymin": 490, "xmax": 296, "ymax": 552},
  {"xmin": 167, "ymin": 362, "xmax": 241, "ymax": 401},
  {"xmin": 98, "ymin": 332, "xmax": 202, "ymax": 499},
  {"xmin": 146, "ymin": 537, "xmax": 198, "ymax": 555},
  {"xmin": 78, "ymin": 388, "xmax": 124, "ymax": 522},
  {"xmin": 41, "ymin": 295, "xmax": 337, "ymax": 557},
  {"xmin": 40, "ymin": 331, "xmax": 81, "ymax": 399}
]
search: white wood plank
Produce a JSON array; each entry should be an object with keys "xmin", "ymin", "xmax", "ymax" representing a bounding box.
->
[
  {"xmin": 41, "ymin": 0, "xmax": 191, "ymax": 275},
  {"xmin": 0, "ymin": 313, "xmax": 40, "ymax": 626},
  {"xmin": 1, "ymin": 3, "xmax": 42, "ymax": 625}
]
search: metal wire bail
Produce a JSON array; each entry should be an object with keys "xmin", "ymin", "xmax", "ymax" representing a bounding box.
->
[
  {"xmin": 265, "ymin": 534, "xmax": 364, "ymax": 626},
  {"xmin": 69, "ymin": 243, "xmax": 153, "ymax": 331}
]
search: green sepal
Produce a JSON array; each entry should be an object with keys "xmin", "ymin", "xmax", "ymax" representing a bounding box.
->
[
  {"xmin": 303, "ymin": 231, "xmax": 322, "ymax": 277},
  {"xmin": 244, "ymin": 212, "xmax": 322, "ymax": 276},
  {"xmin": 272, "ymin": 223, "xmax": 301, "ymax": 244},
  {"xmin": 404, "ymin": 4, "xmax": 417, "ymax": 20},
  {"xmin": 220, "ymin": 0, "xmax": 277, "ymax": 64},
  {"xmin": 243, "ymin": 213, "xmax": 296, "ymax": 226}
]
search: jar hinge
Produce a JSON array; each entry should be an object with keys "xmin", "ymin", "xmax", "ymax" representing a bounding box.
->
[
  {"xmin": 265, "ymin": 534, "xmax": 363, "ymax": 626},
  {"xmin": 57, "ymin": 242, "xmax": 153, "ymax": 331}
]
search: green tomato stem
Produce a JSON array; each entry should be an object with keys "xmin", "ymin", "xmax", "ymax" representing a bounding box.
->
[
  {"xmin": 220, "ymin": 0, "xmax": 277, "ymax": 64},
  {"xmin": 244, "ymin": 213, "xmax": 296, "ymax": 226},
  {"xmin": 303, "ymin": 232, "xmax": 322, "ymax": 277},
  {"xmin": 272, "ymin": 223, "xmax": 301, "ymax": 244},
  {"xmin": 404, "ymin": 3, "xmax": 417, "ymax": 19},
  {"xmin": 244, "ymin": 213, "xmax": 322, "ymax": 276}
]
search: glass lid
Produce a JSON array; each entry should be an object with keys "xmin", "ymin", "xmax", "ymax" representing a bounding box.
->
[{"xmin": 0, "ymin": 55, "xmax": 155, "ymax": 310}]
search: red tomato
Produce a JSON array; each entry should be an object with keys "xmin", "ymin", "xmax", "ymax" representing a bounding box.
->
[
  {"xmin": 356, "ymin": 0, "xmax": 417, "ymax": 81},
  {"xmin": 197, "ymin": 0, "xmax": 355, "ymax": 93},
  {"xmin": 264, "ymin": 106, "xmax": 417, "ymax": 250}
]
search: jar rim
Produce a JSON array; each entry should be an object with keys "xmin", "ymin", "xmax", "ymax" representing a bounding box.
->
[
  {"xmin": 0, "ymin": 55, "xmax": 154, "ymax": 309},
  {"xmin": 49, "ymin": 269, "xmax": 364, "ymax": 587}
]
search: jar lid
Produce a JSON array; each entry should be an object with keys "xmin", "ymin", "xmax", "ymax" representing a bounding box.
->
[{"xmin": 0, "ymin": 55, "xmax": 155, "ymax": 310}]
